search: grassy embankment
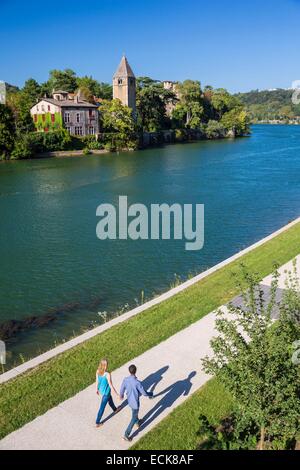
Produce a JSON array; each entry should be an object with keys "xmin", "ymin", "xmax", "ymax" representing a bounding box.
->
[{"xmin": 0, "ymin": 221, "xmax": 299, "ymax": 440}]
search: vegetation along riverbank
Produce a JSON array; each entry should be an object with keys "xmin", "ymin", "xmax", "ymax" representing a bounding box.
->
[{"xmin": 0, "ymin": 62, "xmax": 250, "ymax": 161}]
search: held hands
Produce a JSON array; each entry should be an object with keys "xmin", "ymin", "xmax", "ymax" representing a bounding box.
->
[{"xmin": 114, "ymin": 390, "xmax": 122, "ymax": 400}]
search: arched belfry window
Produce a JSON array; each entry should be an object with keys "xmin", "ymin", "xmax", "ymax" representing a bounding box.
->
[{"xmin": 118, "ymin": 78, "xmax": 123, "ymax": 85}]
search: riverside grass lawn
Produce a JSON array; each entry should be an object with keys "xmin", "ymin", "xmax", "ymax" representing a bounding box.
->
[
  {"xmin": 0, "ymin": 220, "xmax": 300, "ymax": 442},
  {"xmin": 132, "ymin": 378, "xmax": 235, "ymax": 450}
]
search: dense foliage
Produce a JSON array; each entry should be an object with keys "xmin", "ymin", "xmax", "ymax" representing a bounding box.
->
[
  {"xmin": 0, "ymin": 104, "xmax": 15, "ymax": 159},
  {"xmin": 136, "ymin": 77, "xmax": 176, "ymax": 131},
  {"xmin": 39, "ymin": 69, "xmax": 113, "ymax": 99},
  {"xmin": 99, "ymin": 99, "xmax": 138, "ymax": 150},
  {"xmin": 135, "ymin": 78, "xmax": 250, "ymax": 138},
  {"xmin": 236, "ymin": 88, "xmax": 300, "ymax": 122},
  {"xmin": 201, "ymin": 264, "xmax": 300, "ymax": 450},
  {"xmin": 11, "ymin": 130, "xmax": 72, "ymax": 159},
  {"xmin": 0, "ymin": 68, "xmax": 249, "ymax": 159}
]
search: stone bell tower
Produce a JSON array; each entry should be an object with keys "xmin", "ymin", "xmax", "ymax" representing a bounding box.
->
[{"xmin": 113, "ymin": 55, "xmax": 136, "ymax": 114}]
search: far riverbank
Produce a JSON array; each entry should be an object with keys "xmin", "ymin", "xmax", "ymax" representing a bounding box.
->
[{"xmin": 1, "ymin": 128, "xmax": 250, "ymax": 162}]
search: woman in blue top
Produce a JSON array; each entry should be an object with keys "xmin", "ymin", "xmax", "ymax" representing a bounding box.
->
[{"xmin": 95, "ymin": 358, "xmax": 120, "ymax": 427}]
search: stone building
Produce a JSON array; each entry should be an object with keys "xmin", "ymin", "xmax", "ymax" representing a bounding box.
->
[
  {"xmin": 30, "ymin": 91, "xmax": 99, "ymax": 136},
  {"xmin": 163, "ymin": 80, "xmax": 179, "ymax": 116},
  {"xmin": 113, "ymin": 56, "xmax": 136, "ymax": 114}
]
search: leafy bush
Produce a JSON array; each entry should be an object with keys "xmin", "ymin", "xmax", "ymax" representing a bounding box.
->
[
  {"xmin": 205, "ymin": 120, "xmax": 226, "ymax": 139},
  {"xmin": 104, "ymin": 141, "xmax": 116, "ymax": 152},
  {"xmin": 0, "ymin": 104, "xmax": 15, "ymax": 159},
  {"xmin": 221, "ymin": 109, "xmax": 250, "ymax": 136},
  {"xmin": 11, "ymin": 129, "xmax": 73, "ymax": 158},
  {"xmin": 42, "ymin": 129, "xmax": 72, "ymax": 150},
  {"xmin": 198, "ymin": 414, "xmax": 258, "ymax": 450},
  {"xmin": 201, "ymin": 264, "xmax": 300, "ymax": 450},
  {"xmin": 11, "ymin": 134, "xmax": 35, "ymax": 159},
  {"xmin": 80, "ymin": 135, "xmax": 103, "ymax": 150},
  {"xmin": 99, "ymin": 99, "xmax": 138, "ymax": 149},
  {"xmin": 100, "ymin": 132, "xmax": 138, "ymax": 151},
  {"xmin": 10, "ymin": 129, "xmax": 109, "ymax": 159}
]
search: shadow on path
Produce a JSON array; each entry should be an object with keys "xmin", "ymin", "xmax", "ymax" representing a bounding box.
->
[
  {"xmin": 141, "ymin": 365, "xmax": 169, "ymax": 394},
  {"xmin": 131, "ymin": 371, "xmax": 197, "ymax": 438},
  {"xmin": 101, "ymin": 366, "xmax": 169, "ymax": 425}
]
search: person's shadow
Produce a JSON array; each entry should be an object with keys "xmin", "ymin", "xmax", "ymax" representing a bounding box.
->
[
  {"xmin": 131, "ymin": 371, "xmax": 197, "ymax": 438},
  {"xmin": 100, "ymin": 366, "xmax": 169, "ymax": 425},
  {"xmin": 141, "ymin": 365, "xmax": 169, "ymax": 394}
]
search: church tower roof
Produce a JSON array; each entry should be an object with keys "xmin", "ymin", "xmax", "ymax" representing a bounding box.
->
[{"xmin": 113, "ymin": 56, "xmax": 135, "ymax": 78}]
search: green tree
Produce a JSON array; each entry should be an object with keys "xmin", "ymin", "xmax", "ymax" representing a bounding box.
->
[
  {"xmin": 99, "ymin": 99, "xmax": 137, "ymax": 149},
  {"xmin": 0, "ymin": 104, "xmax": 15, "ymax": 159},
  {"xmin": 5, "ymin": 90, "xmax": 21, "ymax": 119},
  {"xmin": 202, "ymin": 266, "xmax": 300, "ymax": 450},
  {"xmin": 21, "ymin": 79, "xmax": 41, "ymax": 106},
  {"xmin": 136, "ymin": 77, "xmax": 176, "ymax": 131},
  {"xmin": 97, "ymin": 82, "xmax": 113, "ymax": 100},
  {"xmin": 205, "ymin": 120, "xmax": 226, "ymax": 139},
  {"xmin": 6, "ymin": 79, "xmax": 40, "ymax": 133},
  {"xmin": 16, "ymin": 107, "xmax": 35, "ymax": 133},
  {"xmin": 278, "ymin": 105, "xmax": 294, "ymax": 119},
  {"xmin": 76, "ymin": 76, "xmax": 112, "ymax": 100},
  {"xmin": 173, "ymin": 80, "xmax": 204, "ymax": 128},
  {"xmin": 171, "ymin": 103, "xmax": 188, "ymax": 128},
  {"xmin": 211, "ymin": 88, "xmax": 241, "ymax": 119},
  {"xmin": 221, "ymin": 108, "xmax": 250, "ymax": 136},
  {"xmin": 11, "ymin": 133, "xmax": 35, "ymax": 159},
  {"xmin": 202, "ymin": 86, "xmax": 215, "ymax": 122},
  {"xmin": 47, "ymin": 69, "xmax": 78, "ymax": 93}
]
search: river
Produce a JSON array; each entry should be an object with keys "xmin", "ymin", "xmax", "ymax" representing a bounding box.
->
[{"xmin": 1, "ymin": 124, "xmax": 300, "ymax": 370}]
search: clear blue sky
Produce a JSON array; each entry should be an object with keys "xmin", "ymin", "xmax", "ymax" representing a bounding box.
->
[{"xmin": 1, "ymin": 0, "xmax": 300, "ymax": 92}]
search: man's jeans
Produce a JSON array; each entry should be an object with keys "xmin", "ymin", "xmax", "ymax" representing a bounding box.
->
[
  {"xmin": 96, "ymin": 393, "xmax": 116, "ymax": 424},
  {"xmin": 125, "ymin": 407, "xmax": 139, "ymax": 438}
]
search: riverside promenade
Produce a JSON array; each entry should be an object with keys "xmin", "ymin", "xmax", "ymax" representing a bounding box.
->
[{"xmin": 0, "ymin": 255, "xmax": 298, "ymax": 450}]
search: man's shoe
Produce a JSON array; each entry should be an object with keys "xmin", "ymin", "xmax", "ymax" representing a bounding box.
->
[{"xmin": 122, "ymin": 435, "xmax": 132, "ymax": 442}]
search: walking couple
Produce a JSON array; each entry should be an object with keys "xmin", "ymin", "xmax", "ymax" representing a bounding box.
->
[{"xmin": 95, "ymin": 359, "xmax": 153, "ymax": 441}]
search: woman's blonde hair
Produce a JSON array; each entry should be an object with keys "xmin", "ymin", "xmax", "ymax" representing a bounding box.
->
[{"xmin": 97, "ymin": 358, "xmax": 108, "ymax": 376}]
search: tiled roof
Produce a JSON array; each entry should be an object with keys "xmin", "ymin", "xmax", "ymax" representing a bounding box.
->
[
  {"xmin": 33, "ymin": 98, "xmax": 98, "ymax": 109},
  {"xmin": 113, "ymin": 56, "xmax": 135, "ymax": 78}
]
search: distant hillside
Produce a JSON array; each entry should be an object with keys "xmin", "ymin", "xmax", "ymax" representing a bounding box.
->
[{"xmin": 235, "ymin": 88, "xmax": 300, "ymax": 123}]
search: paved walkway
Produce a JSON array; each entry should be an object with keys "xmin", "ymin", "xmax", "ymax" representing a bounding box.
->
[{"xmin": 0, "ymin": 256, "xmax": 299, "ymax": 450}]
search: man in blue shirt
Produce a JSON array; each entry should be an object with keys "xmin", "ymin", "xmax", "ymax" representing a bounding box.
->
[{"xmin": 120, "ymin": 364, "xmax": 153, "ymax": 441}]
